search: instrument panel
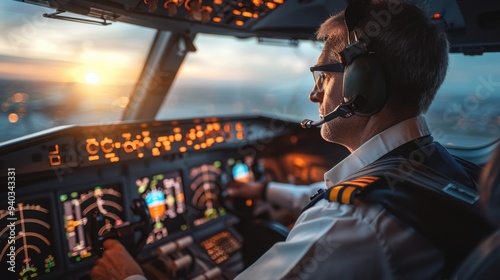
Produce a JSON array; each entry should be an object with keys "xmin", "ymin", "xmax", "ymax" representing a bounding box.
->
[
  {"xmin": 137, "ymin": 170, "xmax": 189, "ymax": 244},
  {"xmin": 1, "ymin": 196, "xmax": 60, "ymax": 279},
  {"xmin": 59, "ymin": 184, "xmax": 126, "ymax": 264},
  {"xmin": 0, "ymin": 116, "xmax": 294, "ymax": 279}
]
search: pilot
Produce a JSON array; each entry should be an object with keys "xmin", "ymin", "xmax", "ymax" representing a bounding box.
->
[{"xmin": 91, "ymin": 0, "xmax": 493, "ymax": 279}]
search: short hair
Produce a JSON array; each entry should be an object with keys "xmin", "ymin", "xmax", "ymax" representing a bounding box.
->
[{"xmin": 317, "ymin": 0, "xmax": 449, "ymax": 115}]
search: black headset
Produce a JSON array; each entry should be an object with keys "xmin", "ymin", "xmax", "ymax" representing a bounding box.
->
[
  {"xmin": 340, "ymin": 0, "xmax": 386, "ymax": 116},
  {"xmin": 301, "ymin": 0, "xmax": 387, "ymax": 128}
]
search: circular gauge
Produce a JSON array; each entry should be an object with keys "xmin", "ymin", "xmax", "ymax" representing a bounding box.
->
[
  {"xmin": 59, "ymin": 185, "xmax": 125, "ymax": 263},
  {"xmin": 0, "ymin": 198, "xmax": 59, "ymax": 279},
  {"xmin": 189, "ymin": 164, "xmax": 227, "ymax": 226},
  {"xmin": 136, "ymin": 171, "xmax": 188, "ymax": 244}
]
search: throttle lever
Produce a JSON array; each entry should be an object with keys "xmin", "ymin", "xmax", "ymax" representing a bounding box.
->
[{"xmin": 86, "ymin": 199, "xmax": 152, "ymax": 257}]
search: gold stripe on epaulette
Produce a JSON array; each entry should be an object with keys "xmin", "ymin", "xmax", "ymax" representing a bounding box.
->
[
  {"xmin": 329, "ymin": 185, "xmax": 343, "ymax": 202},
  {"xmin": 341, "ymin": 186, "xmax": 357, "ymax": 204},
  {"xmin": 327, "ymin": 175, "xmax": 380, "ymax": 204}
]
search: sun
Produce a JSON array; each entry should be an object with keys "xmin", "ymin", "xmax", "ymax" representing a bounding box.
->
[{"xmin": 84, "ymin": 72, "xmax": 100, "ymax": 85}]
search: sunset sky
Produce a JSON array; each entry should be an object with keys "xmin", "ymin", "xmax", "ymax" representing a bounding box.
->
[{"xmin": 0, "ymin": 1, "xmax": 155, "ymax": 84}]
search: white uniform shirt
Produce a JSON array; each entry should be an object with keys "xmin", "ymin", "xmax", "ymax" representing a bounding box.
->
[
  {"xmin": 266, "ymin": 115, "xmax": 431, "ymax": 214},
  {"xmin": 236, "ymin": 115, "xmax": 445, "ymax": 279}
]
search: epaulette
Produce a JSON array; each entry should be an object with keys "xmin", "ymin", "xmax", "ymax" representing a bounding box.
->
[{"xmin": 325, "ymin": 175, "xmax": 380, "ymax": 204}]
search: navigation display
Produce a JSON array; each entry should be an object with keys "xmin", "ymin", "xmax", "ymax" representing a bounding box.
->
[
  {"xmin": 59, "ymin": 184, "xmax": 125, "ymax": 264},
  {"xmin": 0, "ymin": 197, "xmax": 60, "ymax": 279},
  {"xmin": 136, "ymin": 170, "xmax": 189, "ymax": 244},
  {"xmin": 189, "ymin": 162, "xmax": 228, "ymax": 226}
]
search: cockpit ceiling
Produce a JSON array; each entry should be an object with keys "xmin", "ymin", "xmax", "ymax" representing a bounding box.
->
[{"xmin": 19, "ymin": 0, "xmax": 500, "ymax": 53}]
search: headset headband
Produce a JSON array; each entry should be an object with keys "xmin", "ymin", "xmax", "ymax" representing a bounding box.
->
[{"xmin": 340, "ymin": 0, "xmax": 368, "ymax": 66}]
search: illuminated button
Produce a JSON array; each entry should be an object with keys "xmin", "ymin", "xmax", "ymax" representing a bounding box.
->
[
  {"xmin": 152, "ymin": 148, "xmax": 161, "ymax": 156},
  {"xmin": 266, "ymin": 2, "xmax": 276, "ymax": 9},
  {"xmin": 122, "ymin": 133, "xmax": 132, "ymax": 139},
  {"xmin": 86, "ymin": 139, "xmax": 99, "ymax": 155},
  {"xmin": 236, "ymin": 131, "xmax": 244, "ymax": 140},
  {"xmin": 179, "ymin": 147, "xmax": 187, "ymax": 153},
  {"xmin": 252, "ymin": 0, "xmax": 262, "ymax": 6},
  {"xmin": 235, "ymin": 122, "xmax": 243, "ymax": 131},
  {"xmin": 215, "ymin": 136, "xmax": 224, "ymax": 143},
  {"xmin": 123, "ymin": 141, "xmax": 136, "ymax": 153},
  {"xmin": 49, "ymin": 155, "xmax": 61, "ymax": 166},
  {"xmin": 235, "ymin": 20, "xmax": 244, "ymax": 26},
  {"xmin": 175, "ymin": 133, "xmax": 182, "ymax": 141},
  {"xmin": 48, "ymin": 144, "xmax": 59, "ymax": 154},
  {"xmin": 100, "ymin": 137, "xmax": 114, "ymax": 153},
  {"xmin": 88, "ymin": 155, "xmax": 99, "ymax": 161},
  {"xmin": 105, "ymin": 153, "xmax": 116, "ymax": 159}
]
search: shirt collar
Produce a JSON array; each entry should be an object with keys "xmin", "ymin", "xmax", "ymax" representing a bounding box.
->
[{"xmin": 324, "ymin": 115, "xmax": 431, "ymax": 187}]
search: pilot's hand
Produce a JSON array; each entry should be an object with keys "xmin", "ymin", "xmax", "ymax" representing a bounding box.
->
[
  {"xmin": 226, "ymin": 180, "xmax": 266, "ymax": 199},
  {"xmin": 91, "ymin": 239, "xmax": 144, "ymax": 280}
]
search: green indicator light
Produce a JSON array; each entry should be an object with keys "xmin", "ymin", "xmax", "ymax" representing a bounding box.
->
[
  {"xmin": 154, "ymin": 222, "xmax": 163, "ymax": 229},
  {"xmin": 71, "ymin": 192, "xmax": 78, "ymax": 198},
  {"xmin": 181, "ymin": 224, "xmax": 188, "ymax": 231},
  {"xmin": 214, "ymin": 161, "xmax": 222, "ymax": 168},
  {"xmin": 60, "ymin": 194, "xmax": 68, "ymax": 202},
  {"xmin": 138, "ymin": 186, "xmax": 146, "ymax": 194},
  {"xmin": 76, "ymin": 257, "xmax": 81, "ymax": 262}
]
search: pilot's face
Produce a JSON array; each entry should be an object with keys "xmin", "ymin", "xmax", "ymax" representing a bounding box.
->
[{"xmin": 309, "ymin": 51, "xmax": 345, "ymax": 145}]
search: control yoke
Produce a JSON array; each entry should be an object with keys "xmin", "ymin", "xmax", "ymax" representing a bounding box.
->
[{"xmin": 86, "ymin": 199, "xmax": 152, "ymax": 257}]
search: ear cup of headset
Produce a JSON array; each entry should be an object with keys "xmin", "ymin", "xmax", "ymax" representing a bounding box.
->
[{"xmin": 343, "ymin": 55, "xmax": 387, "ymax": 116}]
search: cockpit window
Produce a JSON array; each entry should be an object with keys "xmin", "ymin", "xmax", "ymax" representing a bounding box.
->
[
  {"xmin": 157, "ymin": 34, "xmax": 321, "ymax": 123},
  {"xmin": 0, "ymin": 1, "xmax": 155, "ymax": 142},
  {"xmin": 159, "ymin": 36, "xmax": 499, "ymax": 149},
  {"xmin": 427, "ymin": 53, "xmax": 500, "ymax": 148}
]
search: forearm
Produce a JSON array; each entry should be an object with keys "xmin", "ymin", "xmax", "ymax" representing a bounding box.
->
[{"xmin": 266, "ymin": 181, "xmax": 325, "ymax": 214}]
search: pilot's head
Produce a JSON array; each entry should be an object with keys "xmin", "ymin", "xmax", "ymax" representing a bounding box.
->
[{"xmin": 309, "ymin": 0, "xmax": 449, "ymax": 150}]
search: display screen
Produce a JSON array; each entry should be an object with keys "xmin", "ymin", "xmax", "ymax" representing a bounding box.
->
[
  {"xmin": 59, "ymin": 184, "xmax": 125, "ymax": 264},
  {"xmin": 189, "ymin": 162, "xmax": 228, "ymax": 226},
  {"xmin": 136, "ymin": 170, "xmax": 189, "ymax": 244},
  {"xmin": 0, "ymin": 197, "xmax": 60, "ymax": 279}
]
